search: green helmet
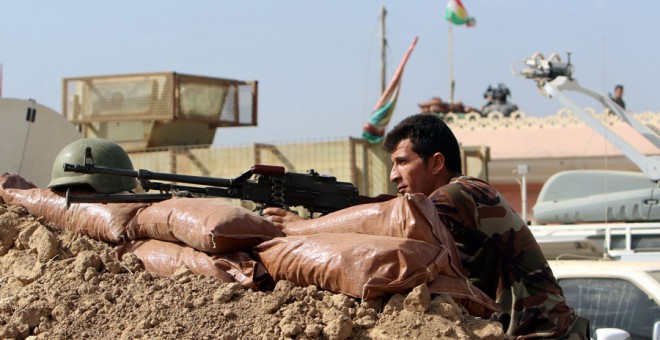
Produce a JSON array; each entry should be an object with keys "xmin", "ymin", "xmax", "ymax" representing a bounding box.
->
[{"xmin": 48, "ymin": 138, "xmax": 137, "ymax": 193}]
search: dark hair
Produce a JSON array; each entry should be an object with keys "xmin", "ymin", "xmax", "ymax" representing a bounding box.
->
[
  {"xmin": 615, "ymin": 84, "xmax": 624, "ymax": 90},
  {"xmin": 383, "ymin": 113, "xmax": 462, "ymax": 173}
]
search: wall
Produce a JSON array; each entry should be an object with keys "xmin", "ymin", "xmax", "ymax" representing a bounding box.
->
[
  {"xmin": 127, "ymin": 138, "xmax": 489, "ymax": 214},
  {"xmin": 128, "ymin": 138, "xmax": 398, "ymax": 198}
]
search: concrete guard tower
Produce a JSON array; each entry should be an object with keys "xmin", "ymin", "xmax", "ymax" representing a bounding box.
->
[{"xmin": 62, "ymin": 72, "xmax": 257, "ymax": 151}]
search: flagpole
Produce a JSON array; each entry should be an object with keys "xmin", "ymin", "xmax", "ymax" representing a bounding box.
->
[
  {"xmin": 445, "ymin": 0, "xmax": 474, "ymax": 104},
  {"xmin": 380, "ymin": 6, "xmax": 387, "ymax": 94},
  {"xmin": 448, "ymin": 23, "xmax": 454, "ymax": 104}
]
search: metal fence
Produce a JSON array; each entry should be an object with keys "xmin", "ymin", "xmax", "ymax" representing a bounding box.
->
[{"xmin": 128, "ymin": 137, "xmax": 395, "ymax": 198}]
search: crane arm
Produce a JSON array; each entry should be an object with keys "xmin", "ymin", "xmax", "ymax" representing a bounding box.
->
[{"xmin": 514, "ymin": 52, "xmax": 660, "ymax": 181}]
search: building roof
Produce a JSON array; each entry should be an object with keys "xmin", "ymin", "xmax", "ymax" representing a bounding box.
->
[{"xmin": 445, "ymin": 110, "xmax": 659, "ymax": 184}]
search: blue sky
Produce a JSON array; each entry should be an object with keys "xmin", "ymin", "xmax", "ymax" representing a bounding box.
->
[{"xmin": 2, "ymin": 1, "xmax": 658, "ymax": 146}]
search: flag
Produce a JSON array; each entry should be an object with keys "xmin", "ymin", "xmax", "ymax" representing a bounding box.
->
[
  {"xmin": 445, "ymin": 0, "xmax": 476, "ymax": 27},
  {"xmin": 362, "ymin": 36, "xmax": 418, "ymax": 144}
]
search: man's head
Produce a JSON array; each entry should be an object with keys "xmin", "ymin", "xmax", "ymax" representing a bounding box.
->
[
  {"xmin": 383, "ymin": 114, "xmax": 462, "ymax": 196},
  {"xmin": 484, "ymin": 83, "xmax": 510, "ymax": 103},
  {"xmin": 614, "ymin": 84, "xmax": 624, "ymax": 98}
]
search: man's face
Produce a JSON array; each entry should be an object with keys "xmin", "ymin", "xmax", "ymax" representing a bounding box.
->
[
  {"xmin": 389, "ymin": 138, "xmax": 438, "ymax": 196},
  {"xmin": 615, "ymin": 87, "xmax": 623, "ymax": 98}
]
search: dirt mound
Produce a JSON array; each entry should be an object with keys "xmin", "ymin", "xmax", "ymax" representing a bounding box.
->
[{"xmin": 0, "ymin": 203, "xmax": 504, "ymax": 339}]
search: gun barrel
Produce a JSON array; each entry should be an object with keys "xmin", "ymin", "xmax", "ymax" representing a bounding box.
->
[
  {"xmin": 63, "ymin": 163, "xmax": 233, "ymax": 188},
  {"xmin": 135, "ymin": 169, "xmax": 232, "ymax": 187}
]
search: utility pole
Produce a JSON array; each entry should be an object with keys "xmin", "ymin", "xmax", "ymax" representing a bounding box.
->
[
  {"xmin": 448, "ymin": 24, "xmax": 454, "ymax": 103},
  {"xmin": 380, "ymin": 6, "xmax": 387, "ymax": 94},
  {"xmin": 517, "ymin": 164, "xmax": 529, "ymax": 223}
]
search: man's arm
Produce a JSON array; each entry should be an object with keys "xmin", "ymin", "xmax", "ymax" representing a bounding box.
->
[{"xmin": 262, "ymin": 194, "xmax": 396, "ymax": 229}]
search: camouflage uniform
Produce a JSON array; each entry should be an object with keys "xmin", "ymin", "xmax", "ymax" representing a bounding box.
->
[{"xmin": 428, "ymin": 176, "xmax": 589, "ymax": 339}]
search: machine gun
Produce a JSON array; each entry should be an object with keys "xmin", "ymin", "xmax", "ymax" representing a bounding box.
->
[{"xmin": 63, "ymin": 147, "xmax": 379, "ymax": 216}]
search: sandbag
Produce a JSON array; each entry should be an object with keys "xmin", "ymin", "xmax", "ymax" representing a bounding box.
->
[
  {"xmin": 131, "ymin": 197, "xmax": 284, "ymax": 254},
  {"xmin": 255, "ymin": 233, "xmax": 434, "ymax": 299},
  {"xmin": 0, "ymin": 187, "xmax": 67, "ymax": 226},
  {"xmin": 115, "ymin": 239, "xmax": 272, "ymax": 291},
  {"xmin": 0, "ymin": 173, "xmax": 33, "ymax": 204},
  {"xmin": 64, "ymin": 198, "xmax": 146, "ymax": 243},
  {"xmin": 1, "ymin": 173, "xmax": 63, "ymax": 223},
  {"xmin": 0, "ymin": 173, "xmax": 37, "ymax": 190},
  {"xmin": 0, "ymin": 173, "xmax": 145, "ymax": 243},
  {"xmin": 284, "ymin": 193, "xmax": 464, "ymax": 274},
  {"xmin": 255, "ymin": 232, "xmax": 499, "ymax": 316}
]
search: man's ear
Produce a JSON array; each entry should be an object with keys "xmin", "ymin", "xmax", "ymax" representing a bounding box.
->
[{"xmin": 430, "ymin": 152, "xmax": 445, "ymax": 175}]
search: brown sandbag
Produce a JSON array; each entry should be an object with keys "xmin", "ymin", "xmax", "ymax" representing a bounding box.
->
[
  {"xmin": 115, "ymin": 239, "xmax": 272, "ymax": 291},
  {"xmin": 1, "ymin": 173, "xmax": 64, "ymax": 223},
  {"xmin": 131, "ymin": 197, "xmax": 284, "ymax": 254},
  {"xmin": 0, "ymin": 173, "xmax": 37, "ymax": 190},
  {"xmin": 284, "ymin": 193, "xmax": 464, "ymax": 275},
  {"xmin": 254, "ymin": 232, "xmax": 498, "ymax": 316},
  {"xmin": 0, "ymin": 173, "xmax": 145, "ymax": 243},
  {"xmin": 63, "ymin": 198, "xmax": 146, "ymax": 243},
  {"xmin": 255, "ymin": 233, "xmax": 439, "ymax": 300},
  {"xmin": 0, "ymin": 173, "xmax": 34, "ymax": 204}
]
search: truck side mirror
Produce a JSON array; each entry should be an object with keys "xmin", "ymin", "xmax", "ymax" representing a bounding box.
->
[{"xmin": 594, "ymin": 328, "xmax": 631, "ymax": 340}]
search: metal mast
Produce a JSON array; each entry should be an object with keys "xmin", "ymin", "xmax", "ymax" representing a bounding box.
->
[{"xmin": 380, "ymin": 6, "xmax": 387, "ymax": 94}]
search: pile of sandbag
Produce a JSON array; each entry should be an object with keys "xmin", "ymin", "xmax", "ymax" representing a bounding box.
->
[
  {"xmin": 0, "ymin": 172, "xmax": 498, "ymax": 317},
  {"xmin": 258, "ymin": 193, "xmax": 499, "ymax": 316},
  {"xmin": 0, "ymin": 173, "xmax": 281, "ymax": 290}
]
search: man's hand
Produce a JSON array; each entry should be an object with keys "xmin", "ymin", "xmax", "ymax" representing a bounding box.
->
[{"xmin": 262, "ymin": 207, "xmax": 304, "ymax": 230}]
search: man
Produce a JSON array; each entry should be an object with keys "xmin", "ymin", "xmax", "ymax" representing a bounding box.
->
[
  {"xmin": 264, "ymin": 114, "xmax": 588, "ymax": 339},
  {"xmin": 610, "ymin": 84, "xmax": 626, "ymax": 110},
  {"xmin": 383, "ymin": 114, "xmax": 587, "ymax": 339},
  {"xmin": 481, "ymin": 83, "xmax": 519, "ymax": 117}
]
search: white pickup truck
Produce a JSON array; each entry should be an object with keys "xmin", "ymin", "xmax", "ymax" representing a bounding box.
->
[
  {"xmin": 531, "ymin": 222, "xmax": 660, "ymax": 340},
  {"xmin": 548, "ymin": 259, "xmax": 660, "ymax": 340},
  {"xmin": 530, "ymin": 222, "xmax": 660, "ymax": 340}
]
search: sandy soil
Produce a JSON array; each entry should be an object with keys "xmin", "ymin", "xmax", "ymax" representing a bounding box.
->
[{"xmin": 0, "ymin": 203, "xmax": 504, "ymax": 340}]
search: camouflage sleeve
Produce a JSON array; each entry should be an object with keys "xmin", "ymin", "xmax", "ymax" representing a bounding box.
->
[{"xmin": 428, "ymin": 176, "xmax": 579, "ymax": 339}]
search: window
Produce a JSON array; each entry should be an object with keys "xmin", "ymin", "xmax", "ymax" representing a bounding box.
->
[
  {"xmin": 559, "ymin": 278, "xmax": 660, "ymax": 340},
  {"xmin": 650, "ymin": 271, "xmax": 660, "ymax": 285}
]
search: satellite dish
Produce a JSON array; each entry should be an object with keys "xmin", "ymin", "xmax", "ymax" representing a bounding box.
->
[{"xmin": 0, "ymin": 98, "xmax": 82, "ymax": 187}]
